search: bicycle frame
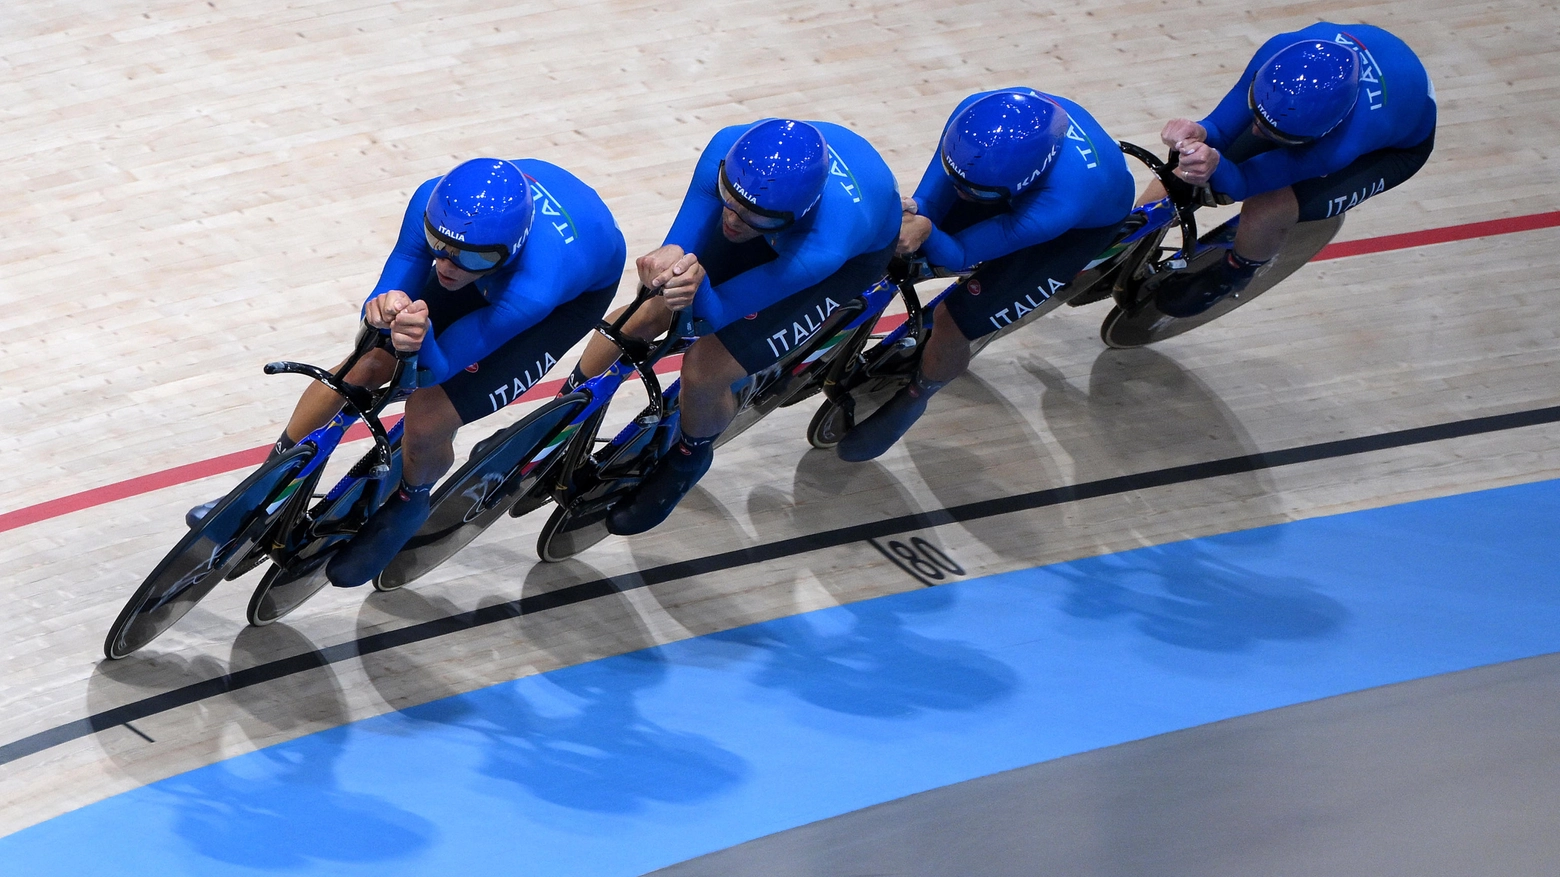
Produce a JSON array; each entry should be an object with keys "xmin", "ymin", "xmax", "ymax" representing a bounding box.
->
[{"xmin": 531, "ymin": 275, "xmax": 913, "ymax": 560}]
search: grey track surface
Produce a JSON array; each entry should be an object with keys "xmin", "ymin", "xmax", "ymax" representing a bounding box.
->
[{"xmin": 647, "ymin": 653, "xmax": 1560, "ymax": 877}]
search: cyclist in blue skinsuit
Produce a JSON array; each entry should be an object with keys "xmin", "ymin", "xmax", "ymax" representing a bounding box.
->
[
  {"xmin": 836, "ymin": 88, "xmax": 1135, "ymax": 461},
  {"xmin": 567, "ymin": 118, "xmax": 901, "ymax": 535},
  {"xmin": 1148, "ymin": 23, "xmax": 1436, "ymax": 316},
  {"xmin": 189, "ymin": 158, "xmax": 626, "ymax": 587}
]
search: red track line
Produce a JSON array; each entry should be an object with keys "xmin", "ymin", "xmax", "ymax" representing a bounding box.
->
[
  {"xmin": 1313, "ymin": 211, "xmax": 1560, "ymax": 261},
  {"xmin": 4, "ymin": 211, "xmax": 1557, "ymax": 535}
]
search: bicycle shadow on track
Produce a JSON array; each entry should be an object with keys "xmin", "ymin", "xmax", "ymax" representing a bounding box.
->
[
  {"xmin": 1046, "ymin": 537, "xmax": 1348, "ymax": 654},
  {"xmin": 1025, "ymin": 347, "xmax": 1346, "ymax": 653},
  {"xmin": 397, "ymin": 646, "xmax": 750, "ymax": 817},
  {"xmin": 734, "ymin": 453, "xmax": 938, "ymax": 613},
  {"xmin": 85, "ymin": 622, "xmax": 350, "ymax": 784},
  {"xmin": 1027, "ymin": 346, "xmax": 1278, "ymax": 543},
  {"xmin": 353, "ymin": 556, "xmax": 667, "ymax": 720},
  {"xmin": 622, "ymin": 484, "xmax": 787, "ymax": 636},
  {"xmin": 154, "ymin": 693, "xmax": 436, "ymax": 871},
  {"xmin": 704, "ymin": 587, "xmax": 1020, "ymax": 722},
  {"xmin": 904, "ymin": 369, "xmax": 1069, "ymax": 568}
]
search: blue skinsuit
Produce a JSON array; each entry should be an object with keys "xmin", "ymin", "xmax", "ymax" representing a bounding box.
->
[
  {"xmin": 662, "ymin": 121, "xmax": 901, "ymax": 333},
  {"xmin": 367, "ymin": 159, "xmax": 626, "ymax": 386},
  {"xmin": 911, "ymin": 89, "xmax": 1136, "ymax": 273},
  {"xmin": 1201, "ymin": 23, "xmax": 1437, "ymax": 201}
]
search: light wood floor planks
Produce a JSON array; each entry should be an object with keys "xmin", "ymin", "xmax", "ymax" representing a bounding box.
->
[{"xmin": 2, "ymin": 0, "xmax": 1558, "ymax": 838}]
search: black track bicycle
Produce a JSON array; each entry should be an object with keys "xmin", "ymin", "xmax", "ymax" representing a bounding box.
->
[
  {"xmin": 103, "ymin": 325, "xmax": 415, "ymax": 658},
  {"xmin": 375, "ymin": 277, "xmax": 907, "ymax": 586},
  {"xmin": 804, "ymin": 140, "xmax": 1345, "ymax": 448}
]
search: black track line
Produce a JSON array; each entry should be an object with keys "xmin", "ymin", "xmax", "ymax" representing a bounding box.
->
[{"xmin": 4, "ymin": 403, "xmax": 1557, "ymax": 767}]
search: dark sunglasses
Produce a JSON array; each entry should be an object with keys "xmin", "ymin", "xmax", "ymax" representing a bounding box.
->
[
  {"xmin": 716, "ymin": 161, "xmax": 796, "ymax": 231},
  {"xmin": 1246, "ymin": 85, "xmax": 1317, "ymax": 147},
  {"xmin": 940, "ymin": 152, "xmax": 1010, "ymax": 202},
  {"xmin": 423, "ymin": 219, "xmax": 508, "ymax": 273}
]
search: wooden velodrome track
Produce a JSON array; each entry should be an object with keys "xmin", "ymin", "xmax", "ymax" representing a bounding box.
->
[{"xmin": 2, "ymin": 0, "xmax": 1557, "ymax": 839}]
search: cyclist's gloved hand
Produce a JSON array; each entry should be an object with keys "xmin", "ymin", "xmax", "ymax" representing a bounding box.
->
[
  {"xmin": 364, "ymin": 290, "xmax": 414, "ymax": 330},
  {"xmin": 897, "ymin": 213, "xmax": 933, "ymax": 256},
  {"xmin": 657, "ymin": 253, "xmax": 705, "ymax": 311},
  {"xmin": 390, "ymin": 299, "xmax": 429, "ymax": 353},
  {"xmin": 1159, "ymin": 118, "xmax": 1207, "ymax": 152},
  {"xmin": 1172, "ymin": 141, "xmax": 1220, "ymax": 186}
]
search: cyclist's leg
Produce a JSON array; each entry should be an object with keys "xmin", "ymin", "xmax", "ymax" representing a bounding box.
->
[
  {"xmin": 609, "ymin": 244, "xmax": 893, "ymax": 534},
  {"xmin": 1157, "ymin": 132, "xmax": 1434, "ymax": 317},
  {"xmin": 840, "ymin": 225, "xmax": 1119, "ymax": 461},
  {"xmin": 184, "ymin": 349, "xmax": 398, "ymax": 527},
  {"xmin": 327, "ymin": 284, "xmax": 614, "ymax": 586},
  {"xmin": 281, "ymin": 349, "xmax": 397, "ymax": 443},
  {"xmin": 188, "ymin": 286, "xmax": 481, "ymax": 525}
]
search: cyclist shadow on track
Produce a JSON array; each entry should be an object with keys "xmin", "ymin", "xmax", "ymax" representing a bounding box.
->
[
  {"xmin": 621, "ymin": 483, "xmax": 773, "ymax": 618},
  {"xmin": 756, "ymin": 443, "xmax": 933, "ymax": 538},
  {"xmin": 1021, "ymin": 347, "xmax": 1347, "ymax": 652},
  {"xmin": 353, "ymin": 557, "xmax": 671, "ymax": 729},
  {"xmin": 902, "ymin": 368, "xmax": 1069, "ymax": 566},
  {"xmin": 675, "ymin": 462, "xmax": 1021, "ymax": 722},
  {"xmin": 159, "ymin": 727, "xmax": 437, "ymax": 870},
  {"xmin": 703, "ymin": 590, "xmax": 1019, "ymax": 721},
  {"xmin": 354, "ymin": 586, "xmax": 477, "ymax": 716},
  {"xmin": 86, "ymin": 622, "xmax": 350, "ymax": 784},
  {"xmin": 397, "ymin": 647, "xmax": 749, "ymax": 815},
  {"xmin": 1025, "ymin": 345, "xmax": 1278, "ymax": 544},
  {"xmin": 87, "ymin": 628, "xmax": 436, "ymax": 870}
]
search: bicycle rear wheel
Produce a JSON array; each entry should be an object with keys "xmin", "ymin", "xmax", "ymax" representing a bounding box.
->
[
  {"xmin": 536, "ymin": 413, "xmax": 668, "ymax": 562},
  {"xmin": 804, "ymin": 321, "xmax": 926, "ymax": 450},
  {"xmin": 375, "ymin": 394, "xmax": 588, "ymax": 591},
  {"xmin": 715, "ymin": 298, "xmax": 871, "ymax": 450},
  {"xmin": 246, "ymin": 445, "xmax": 400, "ymax": 625},
  {"xmin": 1101, "ymin": 215, "xmax": 1344, "ymax": 348},
  {"xmin": 104, "ymin": 445, "xmax": 314, "ymax": 659}
]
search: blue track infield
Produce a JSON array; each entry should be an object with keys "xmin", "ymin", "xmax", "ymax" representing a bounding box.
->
[{"xmin": 5, "ymin": 478, "xmax": 1560, "ymax": 876}]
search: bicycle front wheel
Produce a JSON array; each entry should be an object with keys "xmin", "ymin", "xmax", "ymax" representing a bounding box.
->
[{"xmin": 104, "ymin": 445, "xmax": 314, "ymax": 659}]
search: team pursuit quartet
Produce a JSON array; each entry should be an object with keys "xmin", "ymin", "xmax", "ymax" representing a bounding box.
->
[{"xmin": 104, "ymin": 22, "xmax": 1435, "ymax": 657}]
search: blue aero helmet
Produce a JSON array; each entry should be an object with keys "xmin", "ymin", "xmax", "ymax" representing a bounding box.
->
[
  {"xmin": 717, "ymin": 119, "xmax": 830, "ymax": 231},
  {"xmin": 423, "ymin": 158, "xmax": 536, "ymax": 273},
  {"xmin": 1248, "ymin": 40, "xmax": 1362, "ymax": 146},
  {"xmin": 940, "ymin": 90, "xmax": 1070, "ymax": 202}
]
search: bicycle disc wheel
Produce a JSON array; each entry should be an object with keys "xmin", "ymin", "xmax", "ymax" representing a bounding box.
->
[
  {"xmin": 536, "ymin": 496, "xmax": 619, "ymax": 563},
  {"xmin": 247, "ymin": 549, "xmax": 336, "ymax": 626},
  {"xmin": 375, "ymin": 394, "xmax": 587, "ymax": 591},
  {"xmin": 1103, "ymin": 215, "xmax": 1344, "ymax": 348},
  {"xmin": 246, "ymin": 457, "xmax": 389, "ymax": 626},
  {"xmin": 103, "ymin": 445, "xmax": 314, "ymax": 659},
  {"xmin": 806, "ymin": 397, "xmax": 852, "ymax": 450}
]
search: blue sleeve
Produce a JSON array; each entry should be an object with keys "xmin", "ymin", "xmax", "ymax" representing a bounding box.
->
[
  {"xmin": 920, "ymin": 187, "xmax": 1089, "ymax": 272},
  {"xmin": 413, "ymin": 269, "xmax": 572, "ymax": 385},
  {"xmin": 410, "ymin": 161, "xmax": 628, "ymax": 385},
  {"xmin": 910, "ymin": 148, "xmax": 956, "ymax": 221},
  {"xmin": 692, "ymin": 236, "xmax": 853, "ymax": 330},
  {"xmin": 367, "ymin": 177, "xmax": 440, "ymax": 307},
  {"xmin": 661, "ymin": 127, "xmax": 740, "ymax": 319},
  {"xmin": 1206, "ymin": 138, "xmax": 1350, "ymax": 201},
  {"xmin": 912, "ymin": 91, "xmax": 986, "ymax": 219}
]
